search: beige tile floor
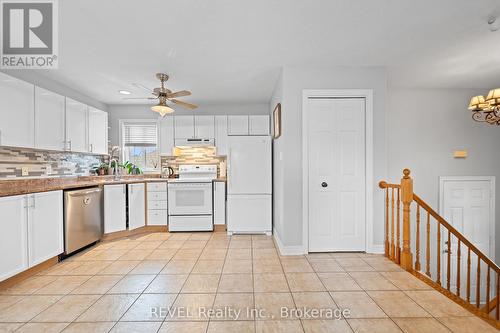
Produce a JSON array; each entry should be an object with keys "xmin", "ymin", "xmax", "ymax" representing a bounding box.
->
[{"xmin": 0, "ymin": 232, "xmax": 496, "ymax": 333}]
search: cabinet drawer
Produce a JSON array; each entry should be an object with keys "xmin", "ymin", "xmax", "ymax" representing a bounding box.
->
[
  {"xmin": 147, "ymin": 210, "xmax": 168, "ymax": 226},
  {"xmin": 147, "ymin": 191, "xmax": 168, "ymax": 201},
  {"xmin": 148, "ymin": 200, "xmax": 168, "ymax": 210},
  {"xmin": 147, "ymin": 182, "xmax": 167, "ymax": 192}
]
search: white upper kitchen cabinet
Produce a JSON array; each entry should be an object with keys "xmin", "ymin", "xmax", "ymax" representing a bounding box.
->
[
  {"xmin": 88, "ymin": 107, "xmax": 108, "ymax": 154},
  {"xmin": 174, "ymin": 115, "xmax": 195, "ymax": 139},
  {"xmin": 65, "ymin": 98, "xmax": 88, "ymax": 152},
  {"xmin": 35, "ymin": 87, "xmax": 66, "ymax": 151},
  {"xmin": 0, "ymin": 195, "xmax": 28, "ymax": 282},
  {"xmin": 195, "ymin": 115, "xmax": 215, "ymax": 138},
  {"xmin": 227, "ymin": 115, "xmax": 249, "ymax": 135},
  {"xmin": 159, "ymin": 116, "xmax": 174, "ymax": 155},
  {"xmin": 27, "ymin": 191, "xmax": 63, "ymax": 267},
  {"xmin": 249, "ymin": 115, "xmax": 270, "ymax": 135},
  {"xmin": 0, "ymin": 72, "xmax": 35, "ymax": 148},
  {"xmin": 128, "ymin": 183, "xmax": 146, "ymax": 230},
  {"xmin": 215, "ymin": 115, "xmax": 228, "ymax": 155},
  {"xmin": 104, "ymin": 184, "xmax": 127, "ymax": 234}
]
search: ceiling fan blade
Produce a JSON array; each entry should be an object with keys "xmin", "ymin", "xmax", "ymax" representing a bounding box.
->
[
  {"xmin": 167, "ymin": 90, "xmax": 191, "ymax": 98},
  {"xmin": 171, "ymin": 99, "xmax": 198, "ymax": 109},
  {"xmin": 132, "ymin": 83, "xmax": 153, "ymax": 93},
  {"xmin": 122, "ymin": 97, "xmax": 157, "ymax": 100}
]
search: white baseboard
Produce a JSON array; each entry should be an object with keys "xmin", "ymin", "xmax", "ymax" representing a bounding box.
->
[
  {"xmin": 273, "ymin": 229, "xmax": 306, "ymax": 256},
  {"xmin": 367, "ymin": 244, "xmax": 384, "ymax": 254}
]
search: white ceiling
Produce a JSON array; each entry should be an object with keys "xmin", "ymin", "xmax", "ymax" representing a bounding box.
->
[{"xmin": 28, "ymin": 0, "xmax": 500, "ymax": 105}]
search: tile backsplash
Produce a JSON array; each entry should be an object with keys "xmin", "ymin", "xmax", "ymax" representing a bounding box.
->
[
  {"xmin": 0, "ymin": 147, "xmax": 105, "ymax": 178},
  {"xmin": 161, "ymin": 146, "xmax": 226, "ymax": 176}
]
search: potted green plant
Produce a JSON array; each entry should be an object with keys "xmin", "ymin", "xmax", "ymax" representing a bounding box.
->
[
  {"xmin": 91, "ymin": 163, "xmax": 109, "ymax": 176},
  {"xmin": 121, "ymin": 161, "xmax": 143, "ymax": 175}
]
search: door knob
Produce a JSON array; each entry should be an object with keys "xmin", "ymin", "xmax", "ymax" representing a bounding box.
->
[{"xmin": 321, "ymin": 182, "xmax": 328, "ymax": 188}]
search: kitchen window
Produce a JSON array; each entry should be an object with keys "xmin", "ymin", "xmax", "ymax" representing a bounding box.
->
[{"xmin": 121, "ymin": 120, "xmax": 159, "ymax": 171}]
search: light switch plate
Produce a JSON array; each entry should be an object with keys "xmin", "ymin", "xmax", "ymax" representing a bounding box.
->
[{"xmin": 21, "ymin": 166, "xmax": 29, "ymax": 176}]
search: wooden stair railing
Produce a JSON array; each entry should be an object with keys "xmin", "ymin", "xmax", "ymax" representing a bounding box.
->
[{"xmin": 379, "ymin": 169, "xmax": 500, "ymax": 328}]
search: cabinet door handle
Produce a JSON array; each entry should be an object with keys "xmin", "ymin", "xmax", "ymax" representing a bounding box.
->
[
  {"xmin": 68, "ymin": 140, "xmax": 72, "ymax": 151},
  {"xmin": 30, "ymin": 196, "xmax": 36, "ymax": 209},
  {"xmin": 89, "ymin": 144, "xmax": 93, "ymax": 152}
]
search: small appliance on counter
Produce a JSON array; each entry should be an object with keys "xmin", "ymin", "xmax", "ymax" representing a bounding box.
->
[
  {"xmin": 162, "ymin": 166, "xmax": 175, "ymax": 178},
  {"xmin": 167, "ymin": 165, "xmax": 217, "ymax": 231}
]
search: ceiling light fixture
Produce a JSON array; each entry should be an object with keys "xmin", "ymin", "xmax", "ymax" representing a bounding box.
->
[
  {"xmin": 488, "ymin": 17, "xmax": 499, "ymax": 32},
  {"xmin": 151, "ymin": 97, "xmax": 174, "ymax": 117},
  {"xmin": 468, "ymin": 88, "xmax": 500, "ymax": 125},
  {"xmin": 119, "ymin": 90, "xmax": 131, "ymax": 95}
]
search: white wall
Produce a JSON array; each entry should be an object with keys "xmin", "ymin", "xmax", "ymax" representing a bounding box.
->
[
  {"xmin": 270, "ymin": 70, "xmax": 285, "ymax": 244},
  {"xmin": 387, "ymin": 88, "xmax": 500, "ymax": 262},
  {"xmin": 107, "ymin": 103, "xmax": 269, "ymax": 146},
  {"xmin": 273, "ymin": 65, "xmax": 387, "ymax": 252}
]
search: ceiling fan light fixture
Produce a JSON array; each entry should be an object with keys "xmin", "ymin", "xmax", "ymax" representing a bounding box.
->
[
  {"xmin": 468, "ymin": 95, "xmax": 487, "ymax": 111},
  {"xmin": 151, "ymin": 103, "xmax": 174, "ymax": 117},
  {"xmin": 486, "ymin": 88, "xmax": 500, "ymax": 106}
]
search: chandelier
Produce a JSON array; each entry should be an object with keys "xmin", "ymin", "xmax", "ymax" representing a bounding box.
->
[{"xmin": 468, "ymin": 88, "xmax": 500, "ymax": 125}]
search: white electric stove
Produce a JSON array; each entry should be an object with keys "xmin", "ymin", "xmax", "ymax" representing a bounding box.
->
[{"xmin": 167, "ymin": 165, "xmax": 217, "ymax": 231}]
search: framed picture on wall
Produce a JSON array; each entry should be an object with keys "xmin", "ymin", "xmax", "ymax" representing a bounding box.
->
[{"xmin": 273, "ymin": 103, "xmax": 281, "ymax": 139}]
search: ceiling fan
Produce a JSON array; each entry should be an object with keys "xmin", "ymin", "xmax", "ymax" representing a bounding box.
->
[{"xmin": 124, "ymin": 73, "xmax": 198, "ymax": 116}]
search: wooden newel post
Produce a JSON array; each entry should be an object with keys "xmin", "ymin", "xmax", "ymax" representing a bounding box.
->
[{"xmin": 400, "ymin": 169, "xmax": 414, "ymax": 271}]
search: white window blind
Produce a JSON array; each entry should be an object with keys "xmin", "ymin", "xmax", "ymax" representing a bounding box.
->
[{"xmin": 122, "ymin": 122, "xmax": 158, "ymax": 147}]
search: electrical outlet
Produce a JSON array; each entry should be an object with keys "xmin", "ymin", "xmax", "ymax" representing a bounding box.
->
[
  {"xmin": 46, "ymin": 165, "xmax": 52, "ymax": 175},
  {"xmin": 21, "ymin": 167, "xmax": 29, "ymax": 176}
]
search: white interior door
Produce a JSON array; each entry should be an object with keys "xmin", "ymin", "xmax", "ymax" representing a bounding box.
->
[
  {"xmin": 308, "ymin": 98, "xmax": 366, "ymax": 252},
  {"xmin": 440, "ymin": 177, "xmax": 495, "ymax": 304}
]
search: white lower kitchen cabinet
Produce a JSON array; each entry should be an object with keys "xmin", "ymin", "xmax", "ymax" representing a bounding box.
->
[
  {"xmin": 28, "ymin": 191, "xmax": 64, "ymax": 267},
  {"xmin": 0, "ymin": 195, "xmax": 29, "ymax": 281},
  {"xmin": 214, "ymin": 181, "xmax": 226, "ymax": 225},
  {"xmin": 147, "ymin": 182, "xmax": 168, "ymax": 226},
  {"xmin": 104, "ymin": 184, "xmax": 127, "ymax": 233},
  {"xmin": 128, "ymin": 183, "xmax": 146, "ymax": 230},
  {"xmin": 0, "ymin": 190, "xmax": 64, "ymax": 282}
]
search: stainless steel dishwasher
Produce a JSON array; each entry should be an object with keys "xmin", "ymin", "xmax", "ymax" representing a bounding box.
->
[{"xmin": 64, "ymin": 187, "xmax": 103, "ymax": 255}]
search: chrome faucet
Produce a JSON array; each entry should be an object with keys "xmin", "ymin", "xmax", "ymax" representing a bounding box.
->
[
  {"xmin": 108, "ymin": 158, "xmax": 120, "ymax": 180},
  {"xmin": 108, "ymin": 146, "xmax": 121, "ymax": 180}
]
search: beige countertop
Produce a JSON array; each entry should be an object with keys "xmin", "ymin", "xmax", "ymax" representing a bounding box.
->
[{"xmin": 0, "ymin": 175, "xmax": 226, "ymax": 197}]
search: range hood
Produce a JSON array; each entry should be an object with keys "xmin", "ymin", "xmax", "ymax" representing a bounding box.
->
[{"xmin": 174, "ymin": 138, "xmax": 215, "ymax": 147}]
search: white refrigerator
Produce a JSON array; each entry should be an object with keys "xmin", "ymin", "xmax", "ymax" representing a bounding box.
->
[{"xmin": 227, "ymin": 136, "xmax": 272, "ymax": 234}]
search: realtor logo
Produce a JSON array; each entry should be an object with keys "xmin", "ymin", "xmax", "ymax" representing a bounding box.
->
[{"xmin": 1, "ymin": 0, "xmax": 58, "ymax": 68}]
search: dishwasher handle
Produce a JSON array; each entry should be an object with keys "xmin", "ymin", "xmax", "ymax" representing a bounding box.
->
[{"xmin": 67, "ymin": 188, "xmax": 102, "ymax": 197}]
